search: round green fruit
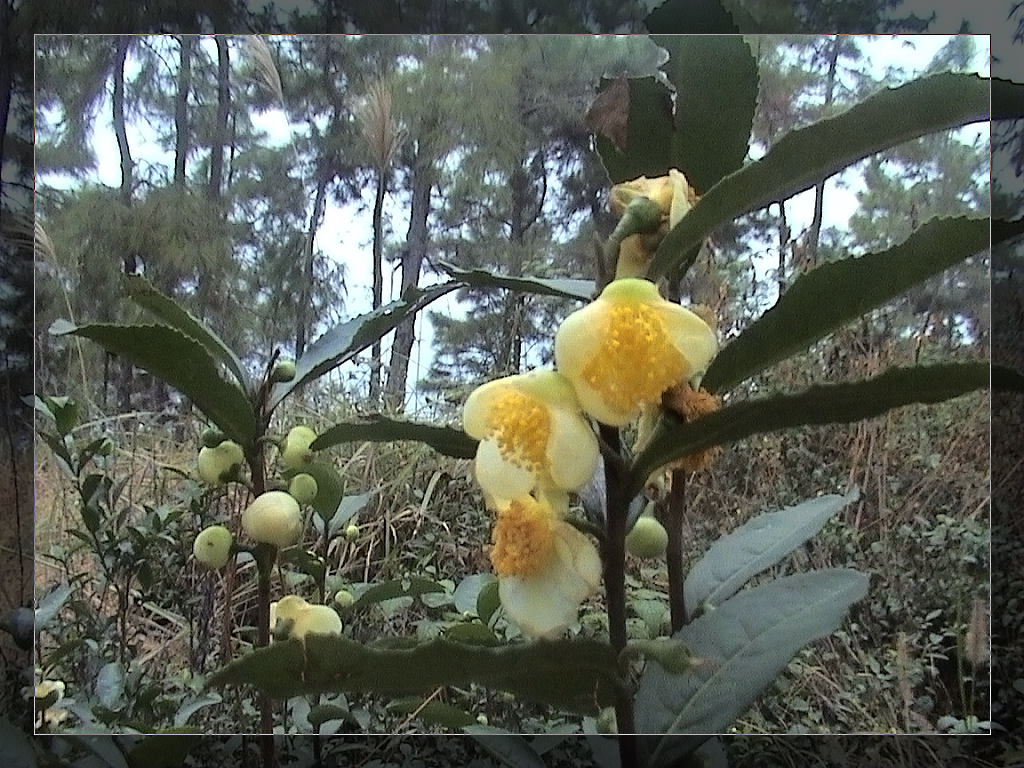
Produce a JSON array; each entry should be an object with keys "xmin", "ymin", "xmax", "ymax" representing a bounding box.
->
[
  {"xmin": 625, "ymin": 516, "xmax": 668, "ymax": 559},
  {"xmin": 241, "ymin": 491, "xmax": 303, "ymax": 549},
  {"xmin": 197, "ymin": 440, "xmax": 245, "ymax": 485},
  {"xmin": 280, "ymin": 426, "xmax": 317, "ymax": 470},
  {"xmin": 288, "ymin": 473, "xmax": 319, "ymax": 504},
  {"xmin": 192, "ymin": 525, "xmax": 234, "ymax": 569}
]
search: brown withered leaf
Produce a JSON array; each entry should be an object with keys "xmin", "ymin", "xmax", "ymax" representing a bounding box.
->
[{"xmin": 585, "ymin": 76, "xmax": 629, "ymax": 152}]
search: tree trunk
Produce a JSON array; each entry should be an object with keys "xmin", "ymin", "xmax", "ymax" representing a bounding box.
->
[
  {"xmin": 208, "ymin": 35, "xmax": 230, "ymax": 202},
  {"xmin": 112, "ymin": 36, "xmax": 134, "ymax": 411},
  {"xmin": 384, "ymin": 162, "xmax": 432, "ymax": 412},
  {"xmin": 295, "ymin": 174, "xmax": 328, "ymax": 359},
  {"xmin": 173, "ymin": 35, "xmax": 192, "ymax": 187},
  {"xmin": 776, "ymin": 200, "xmax": 790, "ymax": 295},
  {"xmin": 369, "ymin": 167, "xmax": 387, "ymax": 405},
  {"xmin": 807, "ymin": 35, "xmax": 841, "ymax": 267}
]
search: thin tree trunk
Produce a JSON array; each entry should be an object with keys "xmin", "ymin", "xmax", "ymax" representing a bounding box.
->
[
  {"xmin": 0, "ymin": 1, "xmax": 12, "ymax": 178},
  {"xmin": 208, "ymin": 35, "xmax": 230, "ymax": 201},
  {"xmin": 173, "ymin": 36, "xmax": 192, "ymax": 187},
  {"xmin": 112, "ymin": 36, "xmax": 134, "ymax": 411},
  {"xmin": 369, "ymin": 167, "xmax": 386, "ymax": 405},
  {"xmin": 807, "ymin": 35, "xmax": 841, "ymax": 267},
  {"xmin": 384, "ymin": 162, "xmax": 432, "ymax": 412},
  {"xmin": 295, "ymin": 174, "xmax": 328, "ymax": 359}
]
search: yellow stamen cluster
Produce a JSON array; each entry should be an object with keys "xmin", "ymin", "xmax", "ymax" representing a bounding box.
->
[
  {"xmin": 486, "ymin": 389, "xmax": 551, "ymax": 474},
  {"xmin": 490, "ymin": 497, "xmax": 554, "ymax": 578},
  {"xmin": 581, "ymin": 303, "xmax": 688, "ymax": 416}
]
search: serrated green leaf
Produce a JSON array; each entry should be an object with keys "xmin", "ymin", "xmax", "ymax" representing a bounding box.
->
[
  {"xmin": 126, "ymin": 734, "xmax": 204, "ymax": 768},
  {"xmin": 444, "ymin": 622, "xmax": 502, "ymax": 647},
  {"xmin": 684, "ymin": 488, "xmax": 860, "ymax": 617},
  {"xmin": 270, "ymin": 282, "xmax": 461, "ymax": 410},
  {"xmin": 123, "ymin": 273, "xmax": 251, "ymax": 393},
  {"xmin": 630, "ymin": 362, "xmax": 995, "ymax": 499},
  {"xmin": 206, "ymin": 635, "xmax": 623, "ymax": 714},
  {"xmin": 644, "ymin": 0, "xmax": 742, "ymax": 33},
  {"xmin": 438, "ymin": 263, "xmax": 596, "ymax": 302},
  {"xmin": 653, "ymin": 35, "xmax": 758, "ymax": 194},
  {"xmin": 703, "ymin": 216, "xmax": 989, "ymax": 393},
  {"xmin": 595, "ymin": 75, "xmax": 677, "ymax": 183},
  {"xmin": 648, "ymin": 72, "xmax": 991, "ymax": 279},
  {"xmin": 477, "ymin": 578, "xmax": 501, "ymax": 625},
  {"xmin": 389, "ymin": 697, "xmax": 476, "ymax": 728},
  {"xmin": 50, "ymin": 321, "xmax": 257, "ymax": 448},
  {"xmin": 314, "ymin": 415, "xmax": 477, "ymax": 460},
  {"xmin": 635, "ymin": 568, "xmax": 868, "ymax": 741},
  {"xmin": 351, "ymin": 577, "xmax": 447, "ymax": 610}
]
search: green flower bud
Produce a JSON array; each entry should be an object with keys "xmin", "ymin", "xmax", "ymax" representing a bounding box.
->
[
  {"xmin": 192, "ymin": 525, "xmax": 234, "ymax": 569},
  {"xmin": 280, "ymin": 426, "xmax": 317, "ymax": 471},
  {"xmin": 344, "ymin": 523, "xmax": 360, "ymax": 542},
  {"xmin": 271, "ymin": 360, "xmax": 297, "ymax": 383},
  {"xmin": 288, "ymin": 473, "xmax": 319, "ymax": 504},
  {"xmin": 625, "ymin": 516, "xmax": 668, "ymax": 559},
  {"xmin": 333, "ymin": 589, "xmax": 355, "ymax": 608},
  {"xmin": 197, "ymin": 441, "xmax": 245, "ymax": 485},
  {"xmin": 241, "ymin": 491, "xmax": 303, "ymax": 549}
]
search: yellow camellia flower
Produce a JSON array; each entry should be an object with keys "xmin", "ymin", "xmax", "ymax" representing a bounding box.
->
[
  {"xmin": 463, "ymin": 370, "xmax": 599, "ymax": 503},
  {"xmin": 489, "ymin": 492, "xmax": 602, "ymax": 639},
  {"xmin": 554, "ymin": 278, "xmax": 718, "ymax": 427},
  {"xmin": 270, "ymin": 594, "xmax": 342, "ymax": 643},
  {"xmin": 241, "ymin": 490, "xmax": 303, "ymax": 549},
  {"xmin": 280, "ymin": 426, "xmax": 317, "ymax": 471}
]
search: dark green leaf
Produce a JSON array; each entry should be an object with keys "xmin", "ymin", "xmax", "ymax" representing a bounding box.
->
[
  {"xmin": 684, "ymin": 488, "xmax": 860, "ymax": 617},
  {"xmin": 312, "ymin": 492, "xmax": 372, "ymax": 540},
  {"xmin": 171, "ymin": 693, "xmax": 222, "ymax": 728},
  {"xmin": 635, "ymin": 569, "xmax": 868, "ymax": 740},
  {"xmin": 123, "ymin": 273, "xmax": 251, "ymax": 393},
  {"xmin": 630, "ymin": 363, "xmax": 994, "ymax": 498},
  {"xmin": 315, "ymin": 415, "xmax": 478, "ymax": 460},
  {"xmin": 594, "ymin": 76, "xmax": 677, "ymax": 183},
  {"xmin": 207, "ymin": 635, "xmax": 623, "ymax": 714},
  {"xmin": 95, "ymin": 661, "xmax": 126, "ymax": 710},
  {"xmin": 126, "ymin": 734, "xmax": 204, "ymax": 768},
  {"xmin": 36, "ymin": 581, "xmax": 74, "ymax": 632},
  {"xmin": 703, "ymin": 216, "xmax": 989, "ymax": 393},
  {"xmin": 307, "ymin": 703, "xmax": 358, "ymax": 729},
  {"xmin": 477, "ymin": 578, "xmax": 501, "ymax": 626},
  {"xmin": 388, "ymin": 697, "xmax": 476, "ymax": 728},
  {"xmin": 992, "ymin": 77, "xmax": 1024, "ymax": 120},
  {"xmin": 454, "ymin": 573, "xmax": 495, "ymax": 615},
  {"xmin": 270, "ymin": 282, "xmax": 461, "ymax": 410},
  {"xmin": 648, "ymin": 72, "xmax": 991, "ymax": 279},
  {"xmin": 645, "ymin": 0, "xmax": 742, "ymax": 33},
  {"xmin": 352, "ymin": 578, "xmax": 447, "ymax": 610},
  {"xmin": 438, "ymin": 263, "xmax": 596, "ymax": 302},
  {"xmin": 50, "ymin": 321, "xmax": 257, "ymax": 448},
  {"xmin": 444, "ymin": 623, "xmax": 502, "ymax": 647},
  {"xmin": 278, "ymin": 549, "xmax": 326, "ymax": 586},
  {"xmin": 653, "ymin": 35, "xmax": 758, "ymax": 194}
]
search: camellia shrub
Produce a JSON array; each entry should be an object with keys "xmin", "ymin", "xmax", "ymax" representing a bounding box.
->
[{"xmin": 34, "ymin": 25, "xmax": 1021, "ymax": 768}]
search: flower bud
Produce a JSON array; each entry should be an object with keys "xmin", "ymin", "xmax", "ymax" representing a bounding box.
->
[
  {"xmin": 271, "ymin": 360, "xmax": 297, "ymax": 383},
  {"xmin": 280, "ymin": 426, "xmax": 317, "ymax": 471},
  {"xmin": 241, "ymin": 491, "xmax": 303, "ymax": 549},
  {"xmin": 292, "ymin": 604, "xmax": 343, "ymax": 640},
  {"xmin": 625, "ymin": 516, "xmax": 668, "ymax": 559},
  {"xmin": 198, "ymin": 440, "xmax": 245, "ymax": 485},
  {"xmin": 288, "ymin": 473, "xmax": 319, "ymax": 504},
  {"xmin": 192, "ymin": 525, "xmax": 234, "ymax": 569},
  {"xmin": 333, "ymin": 589, "xmax": 355, "ymax": 608},
  {"xmin": 344, "ymin": 523, "xmax": 360, "ymax": 542}
]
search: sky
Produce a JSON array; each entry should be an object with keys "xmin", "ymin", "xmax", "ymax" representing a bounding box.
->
[{"xmin": 35, "ymin": 34, "xmax": 991, "ymax": 416}]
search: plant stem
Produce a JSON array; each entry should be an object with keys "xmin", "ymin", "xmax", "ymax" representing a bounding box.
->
[
  {"xmin": 663, "ymin": 469, "xmax": 688, "ymax": 632},
  {"xmin": 599, "ymin": 425, "xmax": 639, "ymax": 768}
]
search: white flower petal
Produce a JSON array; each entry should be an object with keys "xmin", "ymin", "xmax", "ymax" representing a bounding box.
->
[
  {"xmin": 546, "ymin": 409, "xmax": 599, "ymax": 491},
  {"xmin": 499, "ymin": 574, "xmax": 578, "ymax": 640},
  {"xmin": 474, "ymin": 438, "xmax": 535, "ymax": 502}
]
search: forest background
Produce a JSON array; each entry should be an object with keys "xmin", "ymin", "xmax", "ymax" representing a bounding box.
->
[{"xmin": 2, "ymin": 0, "xmax": 1024, "ymax": 766}]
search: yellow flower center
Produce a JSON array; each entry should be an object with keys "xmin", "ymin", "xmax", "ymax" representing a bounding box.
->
[
  {"xmin": 582, "ymin": 303, "xmax": 687, "ymax": 415},
  {"xmin": 485, "ymin": 389, "xmax": 551, "ymax": 474},
  {"xmin": 490, "ymin": 497, "xmax": 554, "ymax": 578}
]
